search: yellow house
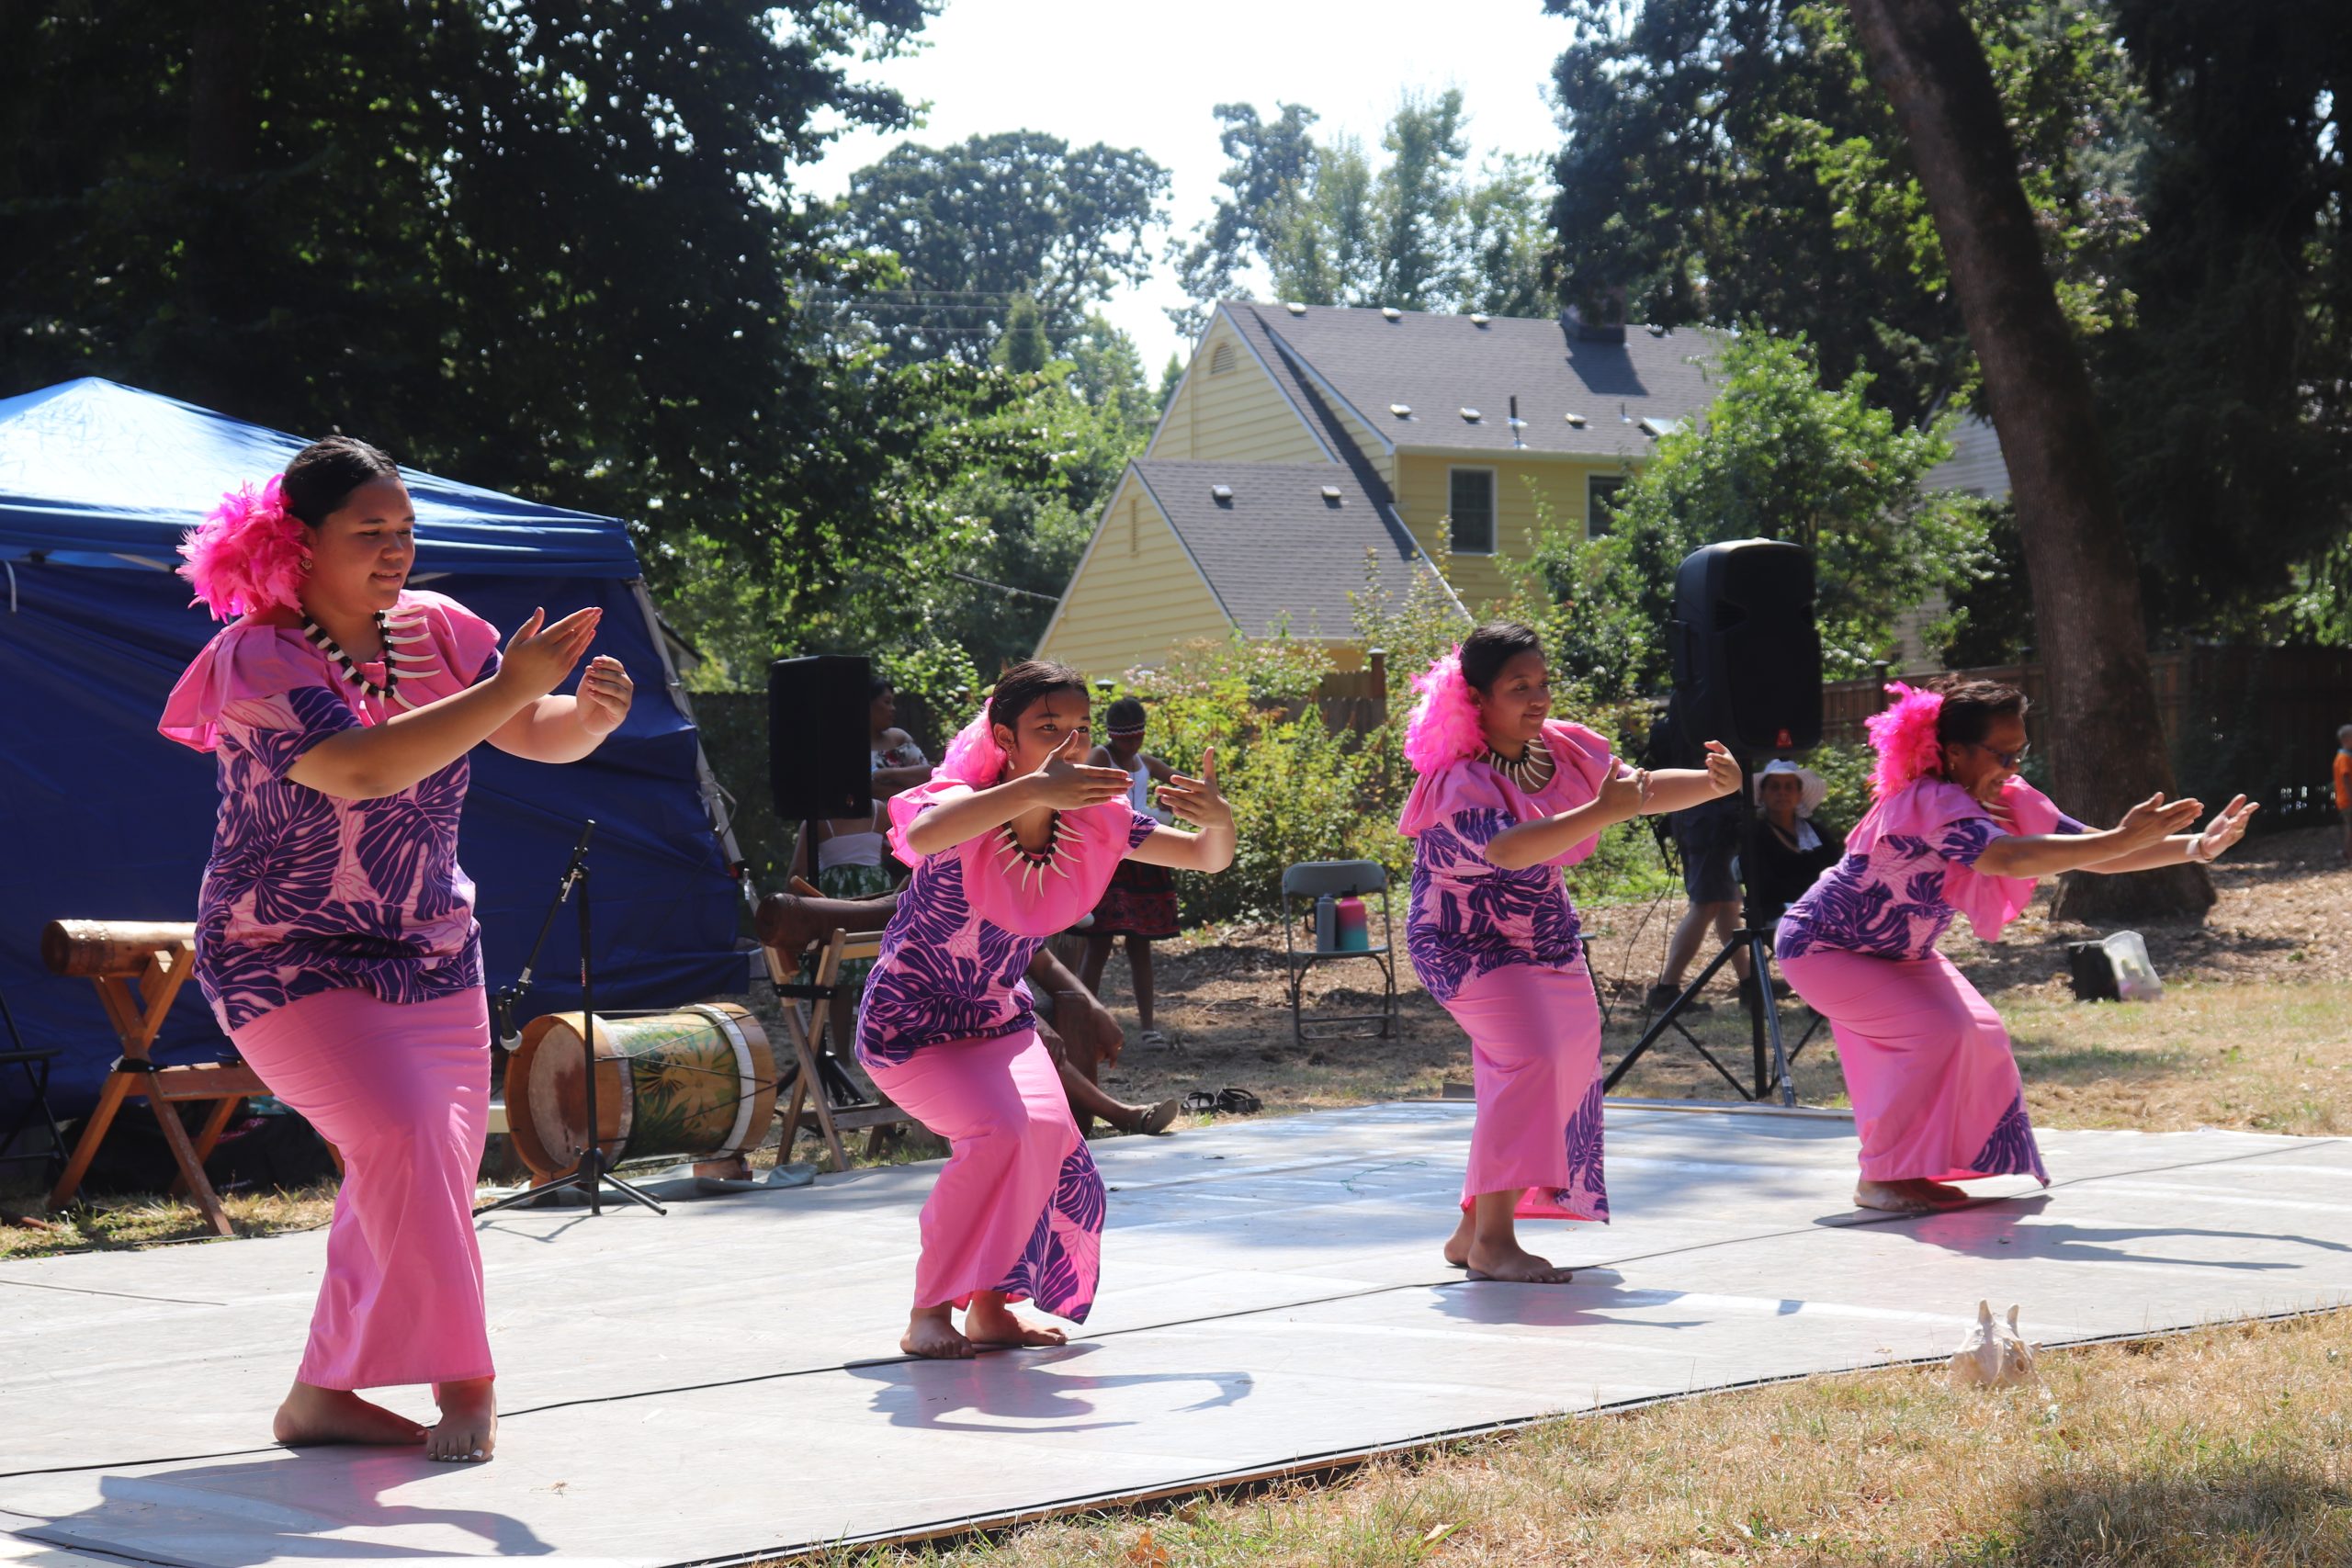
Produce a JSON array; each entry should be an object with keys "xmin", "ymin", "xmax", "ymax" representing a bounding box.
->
[{"xmin": 1036, "ymin": 300, "xmax": 1725, "ymax": 676}]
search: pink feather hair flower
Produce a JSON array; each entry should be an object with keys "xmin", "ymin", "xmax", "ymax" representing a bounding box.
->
[
  {"xmin": 934, "ymin": 700, "xmax": 1010, "ymax": 788},
  {"xmin": 1403, "ymin": 646, "xmax": 1485, "ymax": 775},
  {"xmin": 177, "ymin": 474, "xmax": 308, "ymax": 621},
  {"xmin": 1865, "ymin": 681, "xmax": 1945, "ymax": 799}
]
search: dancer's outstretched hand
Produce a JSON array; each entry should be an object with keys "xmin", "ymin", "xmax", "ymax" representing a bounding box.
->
[
  {"xmin": 2112, "ymin": 790, "xmax": 2203, "ymax": 851},
  {"xmin": 1596, "ymin": 764, "xmax": 1650, "ymax": 823},
  {"xmin": 2189, "ymin": 794, "xmax": 2258, "ymax": 863},
  {"xmin": 497, "ymin": 606, "xmax": 601, "ymax": 698},
  {"xmin": 1028, "ymin": 730, "xmax": 1130, "ymax": 810},
  {"xmin": 575, "ymin": 654, "xmax": 633, "ymax": 738},
  {"xmin": 1158, "ymin": 748, "xmax": 1232, "ymax": 831},
  {"xmin": 1701, "ymin": 739, "xmax": 1741, "ymax": 797}
]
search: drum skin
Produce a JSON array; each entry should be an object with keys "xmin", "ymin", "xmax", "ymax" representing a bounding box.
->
[{"xmin": 504, "ymin": 1005, "xmax": 777, "ymax": 1179}]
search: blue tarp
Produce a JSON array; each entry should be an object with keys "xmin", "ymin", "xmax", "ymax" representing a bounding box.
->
[{"xmin": 0, "ymin": 379, "xmax": 744, "ymax": 1122}]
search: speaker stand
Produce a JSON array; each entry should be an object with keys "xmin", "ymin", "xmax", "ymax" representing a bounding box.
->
[{"xmin": 1603, "ymin": 780, "xmax": 1827, "ymax": 1105}]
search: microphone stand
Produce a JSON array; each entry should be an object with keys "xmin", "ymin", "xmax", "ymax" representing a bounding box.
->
[{"xmin": 476, "ymin": 820, "xmax": 666, "ymax": 1218}]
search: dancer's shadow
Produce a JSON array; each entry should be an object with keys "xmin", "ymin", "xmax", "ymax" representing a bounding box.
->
[
  {"xmin": 1426, "ymin": 1270, "xmax": 1707, "ymax": 1332},
  {"xmin": 846, "ymin": 1343, "xmax": 1253, "ymax": 1435},
  {"xmin": 28, "ymin": 1450, "xmax": 553, "ymax": 1563},
  {"xmin": 1828, "ymin": 1194, "xmax": 2347, "ymax": 1270}
]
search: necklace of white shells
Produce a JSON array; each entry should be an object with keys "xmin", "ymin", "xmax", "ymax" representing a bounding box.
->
[
  {"xmin": 300, "ymin": 604, "xmax": 442, "ymax": 712},
  {"xmin": 1485, "ymin": 732, "xmax": 1555, "ymax": 793},
  {"xmin": 994, "ymin": 813, "xmax": 1072, "ymax": 893}
]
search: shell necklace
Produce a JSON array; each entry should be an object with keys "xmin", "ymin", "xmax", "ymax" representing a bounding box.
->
[
  {"xmin": 994, "ymin": 814, "xmax": 1072, "ymax": 894},
  {"xmin": 301, "ymin": 603, "xmax": 444, "ymax": 712},
  {"xmin": 1485, "ymin": 732, "xmax": 1555, "ymax": 793}
]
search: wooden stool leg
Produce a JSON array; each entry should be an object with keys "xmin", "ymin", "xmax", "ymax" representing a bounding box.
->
[
  {"xmin": 49, "ymin": 1071, "xmax": 133, "ymax": 1210},
  {"xmin": 147, "ymin": 1087, "xmax": 234, "ymax": 1236},
  {"xmin": 173, "ymin": 1096, "xmax": 243, "ymax": 1198}
]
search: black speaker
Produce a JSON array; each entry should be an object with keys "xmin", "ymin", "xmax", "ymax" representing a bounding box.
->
[
  {"xmin": 1668, "ymin": 540, "xmax": 1822, "ymax": 754},
  {"xmin": 769, "ymin": 655, "xmax": 872, "ymax": 822}
]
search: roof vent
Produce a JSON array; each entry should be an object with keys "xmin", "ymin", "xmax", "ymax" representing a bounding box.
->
[
  {"xmin": 1208, "ymin": 343, "xmax": 1236, "ymax": 375},
  {"xmin": 1210, "ymin": 484, "xmax": 1234, "ymax": 502},
  {"xmin": 1381, "ymin": 306, "xmax": 1402, "ymax": 321},
  {"xmin": 1389, "ymin": 402, "xmax": 1412, "ymax": 418},
  {"xmin": 1285, "ymin": 301, "xmax": 1307, "ymax": 316},
  {"xmin": 1460, "ymin": 407, "xmax": 1482, "ymax": 423},
  {"xmin": 1470, "ymin": 312, "xmax": 1490, "ymax": 326},
  {"xmin": 1320, "ymin": 485, "xmax": 1342, "ymax": 502},
  {"xmin": 1564, "ymin": 412, "xmax": 1589, "ymax": 428}
]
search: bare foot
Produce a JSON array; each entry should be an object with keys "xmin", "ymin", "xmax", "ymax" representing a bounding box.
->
[
  {"xmin": 963, "ymin": 1294, "xmax": 1069, "ymax": 1348},
  {"xmin": 426, "ymin": 1377, "xmax": 496, "ymax": 1463},
  {"xmin": 1854, "ymin": 1179, "xmax": 1970, "ymax": 1213},
  {"xmin": 272, "ymin": 1382, "xmax": 427, "ymax": 1448},
  {"xmin": 1442, "ymin": 1209, "xmax": 1476, "ymax": 1269},
  {"xmin": 1464, "ymin": 1240, "xmax": 1576, "ymax": 1285},
  {"xmin": 901, "ymin": 1305, "xmax": 975, "ymax": 1359}
]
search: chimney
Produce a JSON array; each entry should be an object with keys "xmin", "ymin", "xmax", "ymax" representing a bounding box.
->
[{"xmin": 1562, "ymin": 285, "xmax": 1629, "ymax": 344}]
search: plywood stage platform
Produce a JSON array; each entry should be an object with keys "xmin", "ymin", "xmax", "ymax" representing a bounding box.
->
[{"xmin": 5, "ymin": 1101, "xmax": 2350, "ymax": 1565}]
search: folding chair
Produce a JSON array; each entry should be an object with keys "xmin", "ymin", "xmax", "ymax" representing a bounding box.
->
[
  {"xmin": 763, "ymin": 929, "xmax": 918, "ymax": 1172},
  {"xmin": 1279, "ymin": 860, "xmax": 1398, "ymax": 1043},
  {"xmin": 0, "ymin": 983, "xmax": 67, "ymax": 1176}
]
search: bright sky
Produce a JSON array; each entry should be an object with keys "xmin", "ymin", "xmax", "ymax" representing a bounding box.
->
[{"xmin": 795, "ymin": 0, "xmax": 1577, "ymax": 373}]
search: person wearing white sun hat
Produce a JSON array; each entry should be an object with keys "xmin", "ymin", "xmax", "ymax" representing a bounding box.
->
[{"xmin": 1747, "ymin": 759, "xmax": 1846, "ymax": 925}]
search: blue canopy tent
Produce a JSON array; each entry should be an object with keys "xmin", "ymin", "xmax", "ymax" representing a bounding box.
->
[{"xmin": 0, "ymin": 378, "xmax": 748, "ymax": 1123}]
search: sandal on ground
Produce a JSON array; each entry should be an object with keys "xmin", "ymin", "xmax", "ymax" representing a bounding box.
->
[
  {"xmin": 1215, "ymin": 1087, "xmax": 1262, "ymax": 1115},
  {"xmin": 1179, "ymin": 1089, "xmax": 1220, "ymax": 1115},
  {"xmin": 1137, "ymin": 1028, "xmax": 1171, "ymax": 1049},
  {"xmin": 1127, "ymin": 1098, "xmax": 1182, "ymax": 1136}
]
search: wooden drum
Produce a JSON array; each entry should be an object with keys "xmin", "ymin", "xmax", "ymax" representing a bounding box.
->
[{"xmin": 504, "ymin": 1004, "xmax": 777, "ymax": 1180}]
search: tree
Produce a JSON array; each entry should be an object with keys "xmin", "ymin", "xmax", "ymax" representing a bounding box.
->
[
  {"xmin": 1170, "ymin": 92, "xmax": 1555, "ymax": 332},
  {"xmin": 830, "ymin": 130, "xmax": 1170, "ymax": 363},
  {"xmin": 1545, "ymin": 0, "xmax": 2146, "ymax": 426},
  {"xmin": 2092, "ymin": 0, "xmax": 2352, "ymax": 637},
  {"xmin": 0, "ymin": 0, "xmax": 970, "ymax": 610},
  {"xmin": 994, "ymin": 293, "xmax": 1052, "ymax": 375},
  {"xmin": 1842, "ymin": 0, "xmax": 2211, "ymax": 920}
]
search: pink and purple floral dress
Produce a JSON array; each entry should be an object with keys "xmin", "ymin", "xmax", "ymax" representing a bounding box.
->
[{"xmin": 158, "ymin": 591, "xmax": 502, "ymax": 1034}]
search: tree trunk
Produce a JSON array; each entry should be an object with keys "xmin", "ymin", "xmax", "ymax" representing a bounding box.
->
[{"xmin": 1842, "ymin": 0, "xmax": 2211, "ymax": 921}]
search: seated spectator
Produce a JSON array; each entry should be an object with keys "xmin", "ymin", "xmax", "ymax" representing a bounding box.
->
[
  {"xmin": 753, "ymin": 889, "xmax": 1178, "ymax": 1138},
  {"xmin": 1745, "ymin": 759, "xmax": 1847, "ymax": 924}
]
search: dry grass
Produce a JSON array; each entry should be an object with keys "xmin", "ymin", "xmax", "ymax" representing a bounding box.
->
[
  {"xmin": 0, "ymin": 1179, "xmax": 339, "ymax": 1260},
  {"xmin": 802, "ymin": 1309, "xmax": 2352, "ymax": 1567}
]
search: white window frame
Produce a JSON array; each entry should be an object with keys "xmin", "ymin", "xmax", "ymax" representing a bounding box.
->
[
  {"xmin": 1447, "ymin": 465, "xmax": 1498, "ymax": 557},
  {"xmin": 1586, "ymin": 473, "xmax": 1629, "ymax": 540}
]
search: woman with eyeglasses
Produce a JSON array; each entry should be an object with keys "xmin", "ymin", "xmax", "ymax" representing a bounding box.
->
[{"xmin": 1775, "ymin": 678, "xmax": 2256, "ymax": 1213}]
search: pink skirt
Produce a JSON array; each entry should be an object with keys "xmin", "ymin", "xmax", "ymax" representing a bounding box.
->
[
  {"xmin": 1439, "ymin": 961, "xmax": 1609, "ymax": 1222},
  {"xmin": 865, "ymin": 1029, "xmax": 1106, "ymax": 1323},
  {"xmin": 1779, "ymin": 949, "xmax": 2049, "ymax": 1185},
  {"xmin": 230, "ymin": 986, "xmax": 494, "ymax": 1390}
]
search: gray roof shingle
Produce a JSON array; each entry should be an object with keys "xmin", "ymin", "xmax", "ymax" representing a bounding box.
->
[
  {"xmin": 1229, "ymin": 302, "xmax": 1724, "ymax": 458},
  {"xmin": 1130, "ymin": 459, "xmax": 1432, "ymax": 641}
]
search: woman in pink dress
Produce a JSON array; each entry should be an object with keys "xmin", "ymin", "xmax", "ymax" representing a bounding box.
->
[
  {"xmin": 858, "ymin": 660, "xmax": 1234, "ymax": 1359},
  {"xmin": 1776, "ymin": 679, "xmax": 2256, "ymax": 1213},
  {"xmin": 1399, "ymin": 623, "xmax": 1742, "ymax": 1284},
  {"xmin": 159, "ymin": 437, "xmax": 633, "ymax": 1461}
]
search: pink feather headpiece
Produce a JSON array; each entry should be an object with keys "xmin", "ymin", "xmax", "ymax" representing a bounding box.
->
[
  {"xmin": 1865, "ymin": 682, "xmax": 1945, "ymax": 799},
  {"xmin": 934, "ymin": 701, "xmax": 1011, "ymax": 788},
  {"xmin": 1404, "ymin": 646, "xmax": 1486, "ymax": 775},
  {"xmin": 177, "ymin": 475, "xmax": 307, "ymax": 621}
]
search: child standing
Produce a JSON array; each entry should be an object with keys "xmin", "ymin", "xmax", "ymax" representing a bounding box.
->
[{"xmin": 1080, "ymin": 696, "xmax": 1181, "ymax": 1048}]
